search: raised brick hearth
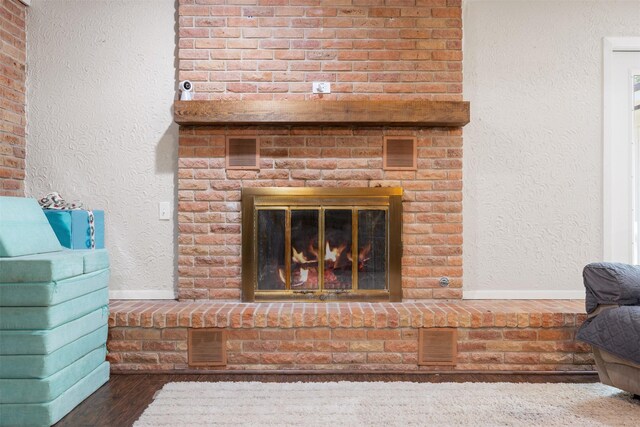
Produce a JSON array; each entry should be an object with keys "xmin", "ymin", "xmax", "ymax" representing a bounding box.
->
[{"xmin": 108, "ymin": 300, "xmax": 594, "ymax": 372}]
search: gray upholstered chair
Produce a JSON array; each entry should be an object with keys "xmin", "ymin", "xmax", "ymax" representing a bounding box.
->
[{"xmin": 577, "ymin": 263, "xmax": 640, "ymax": 396}]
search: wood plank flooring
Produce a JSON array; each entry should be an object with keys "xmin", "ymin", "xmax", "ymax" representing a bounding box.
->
[{"xmin": 55, "ymin": 372, "xmax": 599, "ymax": 427}]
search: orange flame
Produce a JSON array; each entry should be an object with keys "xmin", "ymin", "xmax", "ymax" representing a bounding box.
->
[
  {"xmin": 325, "ymin": 241, "xmax": 347, "ymax": 262},
  {"xmin": 359, "ymin": 242, "xmax": 372, "ymax": 262},
  {"xmin": 357, "ymin": 242, "xmax": 372, "ymax": 271},
  {"xmin": 291, "ymin": 246, "xmax": 317, "ymax": 288},
  {"xmin": 308, "ymin": 243, "xmax": 319, "ymax": 259},
  {"xmin": 292, "ymin": 247, "xmax": 308, "ymax": 264}
]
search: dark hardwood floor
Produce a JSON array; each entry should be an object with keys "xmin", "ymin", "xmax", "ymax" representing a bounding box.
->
[{"xmin": 55, "ymin": 372, "xmax": 599, "ymax": 427}]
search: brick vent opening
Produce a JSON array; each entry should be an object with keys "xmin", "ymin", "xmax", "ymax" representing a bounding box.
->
[
  {"xmin": 383, "ymin": 137, "xmax": 417, "ymax": 170},
  {"xmin": 226, "ymin": 137, "xmax": 259, "ymax": 170},
  {"xmin": 188, "ymin": 328, "xmax": 227, "ymax": 367},
  {"xmin": 418, "ymin": 328, "xmax": 458, "ymax": 366}
]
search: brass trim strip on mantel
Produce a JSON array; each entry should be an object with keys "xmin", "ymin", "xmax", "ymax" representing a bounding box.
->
[
  {"xmin": 246, "ymin": 187, "xmax": 403, "ymax": 198},
  {"xmin": 174, "ymin": 100, "xmax": 470, "ymax": 127}
]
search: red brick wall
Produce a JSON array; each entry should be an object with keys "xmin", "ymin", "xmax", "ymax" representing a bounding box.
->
[
  {"xmin": 178, "ymin": 0, "xmax": 462, "ymax": 101},
  {"xmin": 177, "ymin": 1, "xmax": 464, "ymax": 301},
  {"xmin": 0, "ymin": 0, "xmax": 26, "ymax": 196},
  {"xmin": 178, "ymin": 126, "xmax": 463, "ymax": 300}
]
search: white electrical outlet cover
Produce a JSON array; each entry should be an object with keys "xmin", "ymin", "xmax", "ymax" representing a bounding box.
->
[
  {"xmin": 158, "ymin": 202, "xmax": 171, "ymax": 220},
  {"xmin": 312, "ymin": 82, "xmax": 331, "ymax": 94}
]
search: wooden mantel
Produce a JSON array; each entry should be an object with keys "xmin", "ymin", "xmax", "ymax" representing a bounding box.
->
[{"xmin": 173, "ymin": 100, "xmax": 470, "ymax": 127}]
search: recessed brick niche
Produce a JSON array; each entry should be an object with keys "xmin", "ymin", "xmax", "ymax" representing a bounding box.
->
[{"xmin": 177, "ymin": 1, "xmax": 464, "ymax": 302}]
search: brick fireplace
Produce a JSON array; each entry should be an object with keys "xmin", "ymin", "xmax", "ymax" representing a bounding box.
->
[
  {"xmin": 106, "ymin": 1, "xmax": 593, "ymax": 373},
  {"xmin": 177, "ymin": 1, "xmax": 465, "ymax": 302}
]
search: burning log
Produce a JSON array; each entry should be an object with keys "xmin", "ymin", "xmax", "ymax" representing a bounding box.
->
[{"xmin": 278, "ymin": 240, "xmax": 372, "ymax": 289}]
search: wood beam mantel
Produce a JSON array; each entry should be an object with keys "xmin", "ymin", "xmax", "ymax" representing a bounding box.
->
[{"xmin": 173, "ymin": 100, "xmax": 470, "ymax": 127}]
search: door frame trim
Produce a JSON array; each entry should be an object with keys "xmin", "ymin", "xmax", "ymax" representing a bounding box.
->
[{"xmin": 603, "ymin": 37, "xmax": 640, "ymax": 262}]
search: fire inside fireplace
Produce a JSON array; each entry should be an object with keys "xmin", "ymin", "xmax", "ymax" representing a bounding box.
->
[{"xmin": 242, "ymin": 188, "xmax": 402, "ymax": 302}]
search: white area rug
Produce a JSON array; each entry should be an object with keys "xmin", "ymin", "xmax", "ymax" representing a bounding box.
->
[{"xmin": 134, "ymin": 381, "xmax": 640, "ymax": 426}]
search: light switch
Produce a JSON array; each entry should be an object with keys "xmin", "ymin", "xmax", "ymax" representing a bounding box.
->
[{"xmin": 158, "ymin": 202, "xmax": 171, "ymax": 220}]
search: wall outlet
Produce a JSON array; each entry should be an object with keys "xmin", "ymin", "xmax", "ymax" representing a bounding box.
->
[
  {"xmin": 158, "ymin": 202, "xmax": 171, "ymax": 220},
  {"xmin": 312, "ymin": 82, "xmax": 331, "ymax": 94}
]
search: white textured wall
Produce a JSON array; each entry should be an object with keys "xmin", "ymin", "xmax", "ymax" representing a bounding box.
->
[
  {"xmin": 24, "ymin": 0, "xmax": 640, "ymax": 299},
  {"xmin": 26, "ymin": 0, "xmax": 178, "ymax": 298},
  {"xmin": 463, "ymin": 0, "xmax": 640, "ymax": 298}
]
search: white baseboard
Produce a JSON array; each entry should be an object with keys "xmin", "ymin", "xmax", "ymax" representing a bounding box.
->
[
  {"xmin": 463, "ymin": 290, "xmax": 584, "ymax": 300},
  {"xmin": 109, "ymin": 289, "xmax": 583, "ymax": 300},
  {"xmin": 109, "ymin": 290, "xmax": 176, "ymax": 300}
]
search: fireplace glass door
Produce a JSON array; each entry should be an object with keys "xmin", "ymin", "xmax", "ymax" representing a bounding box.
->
[{"xmin": 243, "ymin": 188, "xmax": 402, "ymax": 302}]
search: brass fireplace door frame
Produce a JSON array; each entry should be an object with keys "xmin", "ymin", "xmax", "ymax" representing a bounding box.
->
[{"xmin": 241, "ymin": 187, "xmax": 403, "ymax": 302}]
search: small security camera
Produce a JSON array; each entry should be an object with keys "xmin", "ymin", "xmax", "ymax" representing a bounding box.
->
[{"xmin": 179, "ymin": 80, "xmax": 193, "ymax": 101}]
